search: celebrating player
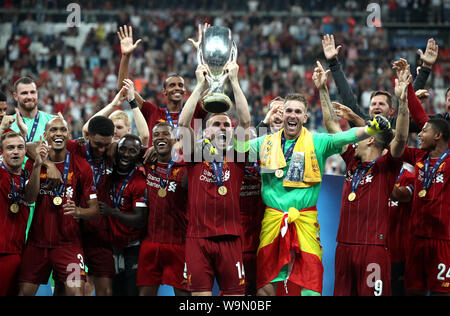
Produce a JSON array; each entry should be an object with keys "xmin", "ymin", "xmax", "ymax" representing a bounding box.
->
[
  {"xmin": 250, "ymin": 73, "xmax": 394, "ymax": 296},
  {"xmin": 0, "ymin": 131, "xmax": 46, "ymax": 295},
  {"xmin": 18, "ymin": 117, "xmax": 99, "ymax": 296},
  {"xmin": 178, "ymin": 60, "xmax": 251, "ymax": 296},
  {"xmin": 98, "ymin": 134, "xmax": 148, "ymax": 296},
  {"xmin": 138, "ymin": 122, "xmax": 190, "ymax": 296}
]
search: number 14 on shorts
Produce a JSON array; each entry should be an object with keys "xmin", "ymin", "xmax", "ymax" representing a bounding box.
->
[{"xmin": 236, "ymin": 261, "xmax": 245, "ymax": 285}]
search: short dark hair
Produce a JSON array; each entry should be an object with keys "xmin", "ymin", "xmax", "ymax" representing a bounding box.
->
[
  {"xmin": 152, "ymin": 122, "xmax": 174, "ymax": 133},
  {"xmin": 163, "ymin": 73, "xmax": 184, "ymax": 89},
  {"xmin": 0, "ymin": 91, "xmax": 6, "ymax": 102},
  {"xmin": 14, "ymin": 76, "xmax": 36, "ymax": 92},
  {"xmin": 88, "ymin": 116, "xmax": 115, "ymax": 137},
  {"xmin": 373, "ymin": 129, "xmax": 395, "ymax": 149},
  {"xmin": 445, "ymin": 87, "xmax": 450, "ymax": 100},
  {"xmin": 370, "ymin": 91, "xmax": 393, "ymax": 109},
  {"xmin": 119, "ymin": 133, "xmax": 142, "ymax": 147},
  {"xmin": 428, "ymin": 118, "xmax": 450, "ymax": 142}
]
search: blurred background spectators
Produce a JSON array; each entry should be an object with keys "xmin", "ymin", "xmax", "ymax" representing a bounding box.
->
[{"xmin": 0, "ymin": 0, "xmax": 449, "ymax": 174}]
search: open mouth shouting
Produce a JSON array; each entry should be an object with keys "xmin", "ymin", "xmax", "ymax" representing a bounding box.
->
[
  {"xmin": 215, "ymin": 132, "xmax": 228, "ymax": 147},
  {"xmin": 286, "ymin": 120, "xmax": 298, "ymax": 132}
]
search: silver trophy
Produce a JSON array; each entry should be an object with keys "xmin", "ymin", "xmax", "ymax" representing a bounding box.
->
[{"xmin": 197, "ymin": 26, "xmax": 238, "ymax": 113}]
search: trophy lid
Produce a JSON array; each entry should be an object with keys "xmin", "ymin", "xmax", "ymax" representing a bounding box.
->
[{"xmin": 201, "ymin": 26, "xmax": 233, "ymax": 71}]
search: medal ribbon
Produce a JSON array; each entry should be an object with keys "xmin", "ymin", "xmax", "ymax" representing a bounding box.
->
[
  {"xmin": 281, "ymin": 132, "xmax": 297, "ymax": 163},
  {"xmin": 245, "ymin": 162, "xmax": 261, "ymax": 177},
  {"xmin": 112, "ymin": 168, "xmax": 136, "ymax": 208},
  {"xmin": 211, "ymin": 160, "xmax": 224, "ymax": 188},
  {"xmin": 164, "ymin": 107, "xmax": 182, "ymax": 140},
  {"xmin": 22, "ymin": 111, "xmax": 40, "ymax": 142},
  {"xmin": 150, "ymin": 161, "xmax": 175, "ymax": 190},
  {"xmin": 85, "ymin": 142, "xmax": 104, "ymax": 189},
  {"xmin": 1, "ymin": 163, "xmax": 26, "ymax": 204},
  {"xmin": 53, "ymin": 151, "xmax": 71, "ymax": 200},
  {"xmin": 422, "ymin": 149, "xmax": 449, "ymax": 191},
  {"xmin": 350, "ymin": 155, "xmax": 382, "ymax": 194}
]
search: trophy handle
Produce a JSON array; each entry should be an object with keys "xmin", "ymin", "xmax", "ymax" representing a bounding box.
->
[
  {"xmin": 230, "ymin": 41, "xmax": 238, "ymax": 63},
  {"xmin": 197, "ymin": 48, "xmax": 205, "ymax": 67}
]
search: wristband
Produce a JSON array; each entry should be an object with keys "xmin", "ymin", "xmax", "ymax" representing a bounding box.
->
[
  {"xmin": 129, "ymin": 99, "xmax": 138, "ymax": 109},
  {"xmin": 234, "ymin": 138, "xmax": 250, "ymax": 153}
]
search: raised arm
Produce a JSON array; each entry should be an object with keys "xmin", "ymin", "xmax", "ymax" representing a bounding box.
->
[
  {"xmin": 225, "ymin": 61, "xmax": 251, "ymax": 131},
  {"xmin": 82, "ymin": 88, "xmax": 126, "ymax": 137},
  {"xmin": 116, "ymin": 25, "xmax": 144, "ymax": 108},
  {"xmin": 391, "ymin": 62, "xmax": 412, "ymax": 158},
  {"xmin": 322, "ymin": 34, "xmax": 369, "ymax": 122},
  {"xmin": 123, "ymin": 79, "xmax": 150, "ymax": 147},
  {"xmin": 313, "ymin": 60, "xmax": 341, "ymax": 134},
  {"xmin": 414, "ymin": 38, "xmax": 438, "ymax": 91},
  {"xmin": 23, "ymin": 137, "xmax": 48, "ymax": 204},
  {"xmin": 178, "ymin": 64, "xmax": 209, "ymax": 154}
]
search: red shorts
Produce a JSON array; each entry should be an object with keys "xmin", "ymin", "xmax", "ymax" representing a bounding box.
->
[
  {"xmin": 243, "ymin": 252, "xmax": 257, "ymax": 296},
  {"xmin": 19, "ymin": 244, "xmax": 87, "ymax": 285},
  {"xmin": 84, "ymin": 246, "xmax": 115, "ymax": 279},
  {"xmin": 334, "ymin": 243, "xmax": 391, "ymax": 296},
  {"xmin": 137, "ymin": 240, "xmax": 187, "ymax": 290},
  {"xmin": 185, "ymin": 236, "xmax": 245, "ymax": 295},
  {"xmin": 0, "ymin": 254, "xmax": 21, "ymax": 296},
  {"xmin": 405, "ymin": 236, "xmax": 450, "ymax": 293}
]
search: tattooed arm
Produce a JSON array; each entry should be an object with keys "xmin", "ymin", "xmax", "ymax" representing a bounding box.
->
[
  {"xmin": 313, "ymin": 61, "xmax": 342, "ymax": 134},
  {"xmin": 391, "ymin": 61, "xmax": 412, "ymax": 158}
]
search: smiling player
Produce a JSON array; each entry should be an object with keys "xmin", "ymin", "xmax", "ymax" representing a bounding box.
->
[{"xmin": 18, "ymin": 117, "xmax": 99, "ymax": 296}]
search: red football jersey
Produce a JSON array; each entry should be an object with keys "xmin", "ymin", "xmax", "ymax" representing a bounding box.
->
[
  {"xmin": 401, "ymin": 147, "xmax": 450, "ymax": 240},
  {"xmin": 141, "ymin": 101, "xmax": 207, "ymax": 146},
  {"xmin": 0, "ymin": 165, "xmax": 32, "ymax": 254},
  {"xmin": 186, "ymin": 153, "xmax": 246, "ymax": 238},
  {"xmin": 388, "ymin": 169, "xmax": 415, "ymax": 263},
  {"xmin": 240, "ymin": 166, "xmax": 265, "ymax": 253},
  {"xmin": 25, "ymin": 153, "xmax": 97, "ymax": 248},
  {"xmin": 105, "ymin": 169, "xmax": 148, "ymax": 248},
  {"xmin": 66, "ymin": 140, "xmax": 112, "ymax": 244},
  {"xmin": 144, "ymin": 161, "xmax": 188, "ymax": 244},
  {"xmin": 337, "ymin": 145, "xmax": 403, "ymax": 246}
]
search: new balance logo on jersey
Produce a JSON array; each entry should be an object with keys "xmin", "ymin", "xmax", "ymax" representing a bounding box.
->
[
  {"xmin": 418, "ymin": 170, "xmax": 444, "ymax": 184},
  {"xmin": 346, "ymin": 172, "xmax": 373, "ymax": 186},
  {"xmin": 168, "ymin": 181, "xmax": 177, "ymax": 193},
  {"xmin": 388, "ymin": 199, "xmax": 398, "ymax": 207}
]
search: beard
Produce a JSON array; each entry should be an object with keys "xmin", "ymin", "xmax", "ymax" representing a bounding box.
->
[{"xmin": 19, "ymin": 99, "xmax": 37, "ymax": 113}]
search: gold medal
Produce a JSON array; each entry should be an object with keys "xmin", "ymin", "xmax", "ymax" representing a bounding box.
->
[
  {"xmin": 218, "ymin": 186, "xmax": 228, "ymax": 196},
  {"xmin": 275, "ymin": 169, "xmax": 284, "ymax": 179},
  {"xmin": 53, "ymin": 196, "xmax": 63, "ymax": 206},
  {"xmin": 158, "ymin": 188, "xmax": 167, "ymax": 198},
  {"xmin": 418, "ymin": 189, "xmax": 427, "ymax": 198},
  {"xmin": 10, "ymin": 203, "xmax": 19, "ymax": 213},
  {"xmin": 348, "ymin": 192, "xmax": 357, "ymax": 202}
]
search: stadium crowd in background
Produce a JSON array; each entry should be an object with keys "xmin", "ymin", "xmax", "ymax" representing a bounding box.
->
[{"xmin": 0, "ymin": 1, "xmax": 449, "ymax": 297}]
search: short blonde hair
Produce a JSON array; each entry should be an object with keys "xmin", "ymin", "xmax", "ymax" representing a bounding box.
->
[{"xmin": 108, "ymin": 110, "xmax": 131, "ymax": 128}]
